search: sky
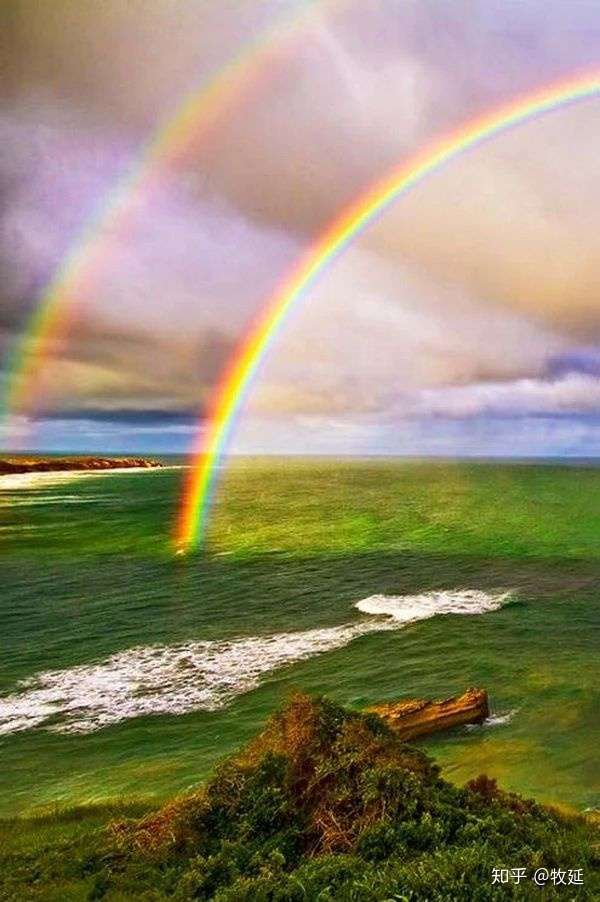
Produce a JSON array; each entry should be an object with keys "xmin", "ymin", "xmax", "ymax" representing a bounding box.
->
[{"xmin": 2, "ymin": 0, "xmax": 600, "ymax": 456}]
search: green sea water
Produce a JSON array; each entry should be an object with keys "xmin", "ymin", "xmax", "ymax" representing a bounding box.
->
[{"xmin": 1, "ymin": 458, "xmax": 599, "ymax": 817}]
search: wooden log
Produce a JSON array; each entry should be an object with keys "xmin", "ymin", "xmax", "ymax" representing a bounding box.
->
[{"xmin": 367, "ymin": 688, "xmax": 489, "ymax": 741}]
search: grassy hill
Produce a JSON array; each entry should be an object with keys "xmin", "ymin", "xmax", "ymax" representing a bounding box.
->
[{"xmin": 1, "ymin": 693, "xmax": 598, "ymax": 900}]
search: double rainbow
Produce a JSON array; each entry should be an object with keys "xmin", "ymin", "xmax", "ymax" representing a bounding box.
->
[{"xmin": 176, "ymin": 70, "xmax": 600, "ymax": 552}]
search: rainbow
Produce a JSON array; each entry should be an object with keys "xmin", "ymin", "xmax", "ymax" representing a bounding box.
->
[
  {"xmin": 176, "ymin": 69, "xmax": 600, "ymax": 552},
  {"xmin": 1, "ymin": 0, "xmax": 340, "ymax": 443}
]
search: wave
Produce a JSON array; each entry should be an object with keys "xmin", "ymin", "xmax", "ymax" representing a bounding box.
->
[
  {"xmin": 355, "ymin": 589, "xmax": 512, "ymax": 623},
  {"xmin": 483, "ymin": 709, "xmax": 518, "ymax": 728},
  {"xmin": 0, "ymin": 472, "xmax": 89, "ymax": 491},
  {"xmin": 0, "ymin": 466, "xmax": 179, "ymax": 492},
  {"xmin": 0, "ymin": 495, "xmax": 107, "ymax": 507},
  {"xmin": 464, "ymin": 708, "xmax": 518, "ymax": 732},
  {"xmin": 0, "ymin": 589, "xmax": 513, "ymax": 736}
]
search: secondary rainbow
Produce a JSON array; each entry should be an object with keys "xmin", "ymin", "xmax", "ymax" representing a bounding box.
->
[
  {"xmin": 176, "ymin": 69, "xmax": 600, "ymax": 552},
  {"xmin": 1, "ymin": 0, "xmax": 340, "ymax": 440}
]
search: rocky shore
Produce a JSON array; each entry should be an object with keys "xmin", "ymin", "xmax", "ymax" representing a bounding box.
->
[
  {"xmin": 367, "ymin": 687, "xmax": 489, "ymax": 740},
  {"xmin": 0, "ymin": 456, "xmax": 163, "ymax": 475}
]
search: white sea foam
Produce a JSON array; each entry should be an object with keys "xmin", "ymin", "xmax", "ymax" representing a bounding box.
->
[
  {"xmin": 0, "ymin": 623, "xmax": 378, "ymax": 736},
  {"xmin": 0, "ymin": 494, "xmax": 106, "ymax": 507},
  {"xmin": 0, "ymin": 472, "xmax": 87, "ymax": 491},
  {"xmin": 0, "ymin": 466, "xmax": 180, "ymax": 492},
  {"xmin": 464, "ymin": 709, "xmax": 518, "ymax": 732},
  {"xmin": 0, "ymin": 590, "xmax": 512, "ymax": 736},
  {"xmin": 355, "ymin": 589, "xmax": 512, "ymax": 623},
  {"xmin": 483, "ymin": 710, "xmax": 518, "ymax": 728}
]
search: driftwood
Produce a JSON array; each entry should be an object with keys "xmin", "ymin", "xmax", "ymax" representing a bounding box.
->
[{"xmin": 367, "ymin": 688, "xmax": 489, "ymax": 741}]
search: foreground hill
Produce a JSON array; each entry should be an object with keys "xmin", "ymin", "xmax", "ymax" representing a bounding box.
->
[{"xmin": 1, "ymin": 694, "xmax": 598, "ymax": 900}]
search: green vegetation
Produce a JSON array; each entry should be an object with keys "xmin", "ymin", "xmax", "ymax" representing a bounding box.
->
[{"xmin": 2, "ymin": 694, "xmax": 597, "ymax": 900}]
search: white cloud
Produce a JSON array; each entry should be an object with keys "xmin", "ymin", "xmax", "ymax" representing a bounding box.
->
[
  {"xmin": 245, "ymin": 246, "xmax": 567, "ymax": 415},
  {"xmin": 231, "ymin": 409, "xmax": 600, "ymax": 458},
  {"xmin": 403, "ymin": 372, "xmax": 600, "ymax": 419}
]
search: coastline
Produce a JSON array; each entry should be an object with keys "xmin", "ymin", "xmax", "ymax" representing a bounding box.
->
[{"xmin": 0, "ymin": 456, "xmax": 164, "ymax": 475}]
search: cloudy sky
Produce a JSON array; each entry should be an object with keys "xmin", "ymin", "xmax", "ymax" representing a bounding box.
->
[{"xmin": 2, "ymin": 0, "xmax": 600, "ymax": 455}]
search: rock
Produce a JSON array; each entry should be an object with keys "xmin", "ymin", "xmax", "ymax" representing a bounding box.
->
[
  {"xmin": 0, "ymin": 456, "xmax": 164, "ymax": 475},
  {"xmin": 367, "ymin": 688, "xmax": 489, "ymax": 740}
]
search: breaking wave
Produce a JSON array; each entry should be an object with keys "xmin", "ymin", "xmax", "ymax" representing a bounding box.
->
[
  {"xmin": 0, "ymin": 589, "xmax": 512, "ymax": 736},
  {"xmin": 0, "ymin": 466, "xmax": 179, "ymax": 492},
  {"xmin": 465, "ymin": 708, "xmax": 518, "ymax": 732},
  {"xmin": 483, "ymin": 710, "xmax": 518, "ymax": 728},
  {"xmin": 0, "ymin": 471, "xmax": 93, "ymax": 491},
  {"xmin": 355, "ymin": 588, "xmax": 512, "ymax": 623}
]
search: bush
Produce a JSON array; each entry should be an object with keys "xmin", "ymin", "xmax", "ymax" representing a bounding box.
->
[{"xmin": 1, "ymin": 693, "xmax": 598, "ymax": 900}]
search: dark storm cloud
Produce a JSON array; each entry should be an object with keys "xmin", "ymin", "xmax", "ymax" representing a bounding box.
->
[
  {"xmin": 43, "ymin": 408, "xmax": 197, "ymax": 426},
  {"xmin": 24, "ymin": 317, "xmax": 238, "ymax": 417}
]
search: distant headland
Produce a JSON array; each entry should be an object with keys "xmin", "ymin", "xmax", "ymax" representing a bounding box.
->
[{"xmin": 0, "ymin": 456, "xmax": 163, "ymax": 475}]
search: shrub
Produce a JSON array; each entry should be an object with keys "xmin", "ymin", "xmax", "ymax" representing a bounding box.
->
[{"xmin": 1, "ymin": 693, "xmax": 598, "ymax": 900}]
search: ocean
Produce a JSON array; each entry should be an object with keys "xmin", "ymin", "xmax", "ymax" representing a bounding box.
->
[{"xmin": 1, "ymin": 457, "xmax": 598, "ymax": 816}]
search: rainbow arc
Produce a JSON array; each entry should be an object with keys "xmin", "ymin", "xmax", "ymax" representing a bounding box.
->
[
  {"xmin": 1, "ymin": 0, "xmax": 340, "ymax": 438},
  {"xmin": 176, "ymin": 71, "xmax": 600, "ymax": 551}
]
